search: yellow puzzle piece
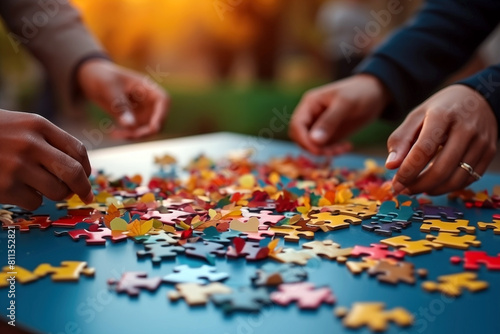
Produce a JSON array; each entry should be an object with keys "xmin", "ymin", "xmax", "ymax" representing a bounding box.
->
[
  {"xmin": 269, "ymin": 248, "xmax": 316, "ymax": 265},
  {"xmin": 478, "ymin": 219, "xmax": 500, "ymax": 235},
  {"xmin": 420, "ymin": 219, "xmax": 475, "ymax": 234},
  {"xmin": 307, "ymin": 212, "xmax": 361, "ymax": 232},
  {"xmin": 381, "ymin": 235, "xmax": 443, "ymax": 256},
  {"xmin": 335, "ymin": 302, "xmax": 413, "ymax": 331},
  {"xmin": 269, "ymin": 225, "xmax": 315, "ymax": 242},
  {"xmin": 422, "ymin": 272, "xmax": 488, "ymax": 297},
  {"xmin": 425, "ymin": 233, "xmax": 481, "ymax": 250},
  {"xmin": 0, "ymin": 266, "xmax": 38, "ymax": 287},
  {"xmin": 33, "ymin": 261, "xmax": 95, "ymax": 281}
]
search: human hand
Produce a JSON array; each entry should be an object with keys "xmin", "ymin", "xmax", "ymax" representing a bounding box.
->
[
  {"xmin": 289, "ymin": 74, "xmax": 392, "ymax": 155},
  {"xmin": 77, "ymin": 59, "xmax": 169, "ymax": 139},
  {"xmin": 0, "ymin": 110, "xmax": 94, "ymax": 210},
  {"xmin": 386, "ymin": 84, "xmax": 497, "ymax": 195}
]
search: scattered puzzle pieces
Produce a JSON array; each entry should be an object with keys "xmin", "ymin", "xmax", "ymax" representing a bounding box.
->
[
  {"xmin": 477, "ymin": 219, "xmax": 500, "ymax": 235},
  {"xmin": 381, "ymin": 235, "xmax": 443, "ymax": 256},
  {"xmin": 108, "ymin": 272, "xmax": 162, "ymax": 297},
  {"xmin": 335, "ymin": 302, "xmax": 413, "ymax": 331},
  {"xmin": 425, "ymin": 233, "xmax": 481, "ymax": 250},
  {"xmin": 422, "ymin": 272, "xmax": 488, "ymax": 297},
  {"xmin": 132, "ymin": 230, "xmax": 179, "ymax": 245},
  {"xmin": 351, "ymin": 244, "xmax": 405, "ymax": 261},
  {"xmin": 270, "ymin": 282, "xmax": 335, "ymax": 309},
  {"xmin": 168, "ymin": 282, "xmax": 232, "ymax": 306},
  {"xmin": 137, "ymin": 242, "xmax": 185, "ymax": 264},
  {"xmin": 141, "ymin": 210, "xmax": 192, "ymax": 225},
  {"xmin": 420, "ymin": 219, "xmax": 475, "ymax": 234},
  {"xmin": 211, "ymin": 286, "xmax": 271, "ymax": 312},
  {"xmin": 302, "ymin": 240, "xmax": 352, "ymax": 262},
  {"xmin": 162, "ymin": 265, "xmax": 229, "ymax": 284}
]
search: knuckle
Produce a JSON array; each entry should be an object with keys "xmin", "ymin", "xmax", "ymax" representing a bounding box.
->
[
  {"xmin": 74, "ymin": 141, "xmax": 89, "ymax": 160},
  {"xmin": 28, "ymin": 114, "xmax": 49, "ymax": 131}
]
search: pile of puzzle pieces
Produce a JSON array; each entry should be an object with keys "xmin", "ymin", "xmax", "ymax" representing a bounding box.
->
[{"xmin": 1, "ymin": 153, "xmax": 500, "ymax": 332}]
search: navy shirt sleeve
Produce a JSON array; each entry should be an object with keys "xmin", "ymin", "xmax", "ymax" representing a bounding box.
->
[{"xmin": 356, "ymin": 0, "xmax": 500, "ymax": 121}]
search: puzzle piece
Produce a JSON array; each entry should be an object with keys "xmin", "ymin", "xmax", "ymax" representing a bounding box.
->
[
  {"xmin": 252, "ymin": 263, "xmax": 307, "ymax": 286},
  {"xmin": 242, "ymin": 229, "xmax": 275, "ymax": 241},
  {"xmin": 270, "ymin": 248, "xmax": 316, "ymax": 265},
  {"xmin": 362, "ymin": 220, "xmax": 411, "ymax": 237},
  {"xmin": 452, "ymin": 251, "xmax": 500, "ymax": 270},
  {"xmin": 137, "ymin": 242, "xmax": 185, "ymax": 265},
  {"xmin": 33, "ymin": 261, "xmax": 95, "ymax": 281},
  {"xmin": 302, "ymin": 240, "xmax": 352, "ymax": 262},
  {"xmin": 55, "ymin": 227, "xmax": 127, "ymax": 245},
  {"xmin": 335, "ymin": 302, "xmax": 413, "ymax": 332},
  {"xmin": 420, "ymin": 219, "xmax": 475, "ymax": 234},
  {"xmin": 201, "ymin": 226, "xmax": 246, "ymax": 244},
  {"xmin": 381, "ymin": 235, "xmax": 443, "ymax": 256},
  {"xmin": 372, "ymin": 201, "xmax": 416, "ymax": 223},
  {"xmin": 220, "ymin": 238, "xmax": 269, "ymax": 261},
  {"xmin": 230, "ymin": 217, "xmax": 259, "ymax": 232},
  {"xmin": 422, "ymin": 272, "xmax": 488, "ymax": 297},
  {"xmin": 425, "ymin": 233, "xmax": 481, "ymax": 250},
  {"xmin": 368, "ymin": 260, "xmax": 416, "ymax": 285},
  {"xmin": 307, "ymin": 212, "xmax": 361, "ymax": 231},
  {"xmin": 211, "ymin": 286, "xmax": 271, "ymax": 312},
  {"xmin": 52, "ymin": 208, "xmax": 102, "ymax": 228},
  {"xmin": 108, "ymin": 272, "xmax": 162, "ymax": 297},
  {"xmin": 141, "ymin": 210, "xmax": 192, "ymax": 225},
  {"xmin": 351, "ymin": 244, "xmax": 405, "ymax": 261},
  {"xmin": 132, "ymin": 230, "xmax": 180, "ymax": 245},
  {"xmin": 270, "ymin": 282, "xmax": 335, "ymax": 309},
  {"xmin": 418, "ymin": 205, "xmax": 463, "ymax": 220},
  {"xmin": 168, "ymin": 282, "xmax": 232, "ymax": 306},
  {"xmin": 240, "ymin": 210, "xmax": 285, "ymax": 226},
  {"xmin": 477, "ymin": 219, "xmax": 500, "ymax": 235},
  {"xmin": 0, "ymin": 266, "xmax": 39, "ymax": 287},
  {"xmin": 346, "ymin": 258, "xmax": 379, "ymax": 275},
  {"xmin": 182, "ymin": 240, "xmax": 226, "ymax": 264},
  {"xmin": 327, "ymin": 203, "xmax": 378, "ymax": 219},
  {"xmin": 162, "ymin": 265, "xmax": 229, "ymax": 284},
  {"xmin": 269, "ymin": 225, "xmax": 315, "ymax": 242},
  {"xmin": 2, "ymin": 216, "xmax": 52, "ymax": 232}
]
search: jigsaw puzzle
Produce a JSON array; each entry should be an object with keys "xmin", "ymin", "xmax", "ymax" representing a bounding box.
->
[
  {"xmin": 271, "ymin": 282, "xmax": 335, "ymax": 309},
  {"xmin": 335, "ymin": 302, "xmax": 413, "ymax": 331},
  {"xmin": 422, "ymin": 272, "xmax": 488, "ymax": 297},
  {"xmin": 108, "ymin": 272, "xmax": 162, "ymax": 297},
  {"xmin": 168, "ymin": 282, "xmax": 232, "ymax": 306},
  {"xmin": 163, "ymin": 265, "xmax": 229, "ymax": 284}
]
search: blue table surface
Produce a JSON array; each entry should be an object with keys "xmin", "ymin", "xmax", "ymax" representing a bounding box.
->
[{"xmin": 1, "ymin": 133, "xmax": 499, "ymax": 334}]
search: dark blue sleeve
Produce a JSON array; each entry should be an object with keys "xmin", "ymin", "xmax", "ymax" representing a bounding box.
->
[{"xmin": 356, "ymin": 0, "xmax": 500, "ymax": 120}]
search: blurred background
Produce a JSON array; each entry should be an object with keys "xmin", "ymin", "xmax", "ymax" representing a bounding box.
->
[{"xmin": 3, "ymin": 0, "xmax": 497, "ymax": 156}]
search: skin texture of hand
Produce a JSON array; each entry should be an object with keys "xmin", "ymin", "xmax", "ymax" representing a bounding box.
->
[
  {"xmin": 386, "ymin": 84, "xmax": 498, "ymax": 195},
  {"xmin": 77, "ymin": 59, "xmax": 169, "ymax": 139},
  {"xmin": 0, "ymin": 110, "xmax": 94, "ymax": 210},
  {"xmin": 289, "ymin": 74, "xmax": 392, "ymax": 155}
]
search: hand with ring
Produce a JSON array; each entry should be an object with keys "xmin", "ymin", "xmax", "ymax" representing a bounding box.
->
[{"xmin": 386, "ymin": 84, "xmax": 497, "ymax": 195}]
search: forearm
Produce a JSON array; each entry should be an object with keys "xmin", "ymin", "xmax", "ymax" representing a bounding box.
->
[{"xmin": 356, "ymin": 0, "xmax": 500, "ymax": 119}]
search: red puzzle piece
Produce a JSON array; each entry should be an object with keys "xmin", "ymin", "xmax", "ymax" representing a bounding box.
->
[
  {"xmin": 55, "ymin": 227, "xmax": 127, "ymax": 245},
  {"xmin": 270, "ymin": 282, "xmax": 335, "ymax": 309},
  {"xmin": 451, "ymin": 251, "xmax": 500, "ymax": 270},
  {"xmin": 52, "ymin": 208, "xmax": 102, "ymax": 228},
  {"xmin": 351, "ymin": 244, "xmax": 405, "ymax": 261},
  {"xmin": 3, "ymin": 216, "xmax": 52, "ymax": 232}
]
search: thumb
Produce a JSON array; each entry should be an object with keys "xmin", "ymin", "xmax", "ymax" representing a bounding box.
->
[{"xmin": 309, "ymin": 98, "xmax": 347, "ymax": 146}]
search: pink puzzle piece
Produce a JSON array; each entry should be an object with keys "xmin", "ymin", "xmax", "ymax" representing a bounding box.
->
[
  {"xmin": 55, "ymin": 227, "xmax": 127, "ymax": 245},
  {"xmin": 351, "ymin": 244, "xmax": 405, "ymax": 261},
  {"xmin": 270, "ymin": 282, "xmax": 335, "ymax": 309},
  {"xmin": 108, "ymin": 272, "xmax": 162, "ymax": 297},
  {"xmin": 141, "ymin": 210, "xmax": 192, "ymax": 225}
]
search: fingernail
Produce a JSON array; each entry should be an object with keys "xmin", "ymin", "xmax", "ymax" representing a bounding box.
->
[
  {"xmin": 120, "ymin": 111, "xmax": 135, "ymax": 127},
  {"xmin": 386, "ymin": 151, "xmax": 397, "ymax": 164},
  {"xmin": 311, "ymin": 129, "xmax": 327, "ymax": 143},
  {"xmin": 392, "ymin": 181, "xmax": 405, "ymax": 194}
]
